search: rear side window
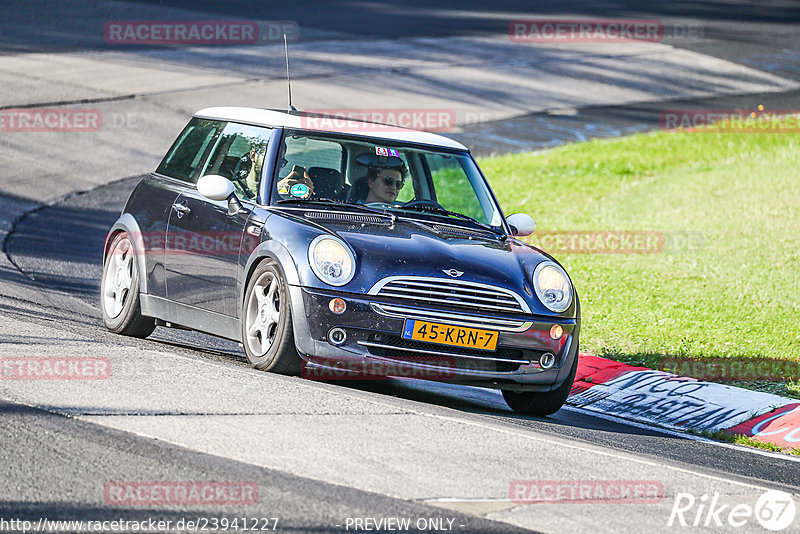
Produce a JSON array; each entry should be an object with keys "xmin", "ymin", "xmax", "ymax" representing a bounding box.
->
[{"xmin": 156, "ymin": 118, "xmax": 225, "ymax": 182}]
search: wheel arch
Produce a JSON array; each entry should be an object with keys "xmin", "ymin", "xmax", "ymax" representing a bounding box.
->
[
  {"xmin": 240, "ymin": 240, "xmax": 301, "ymax": 311},
  {"xmin": 104, "ymin": 214, "xmax": 148, "ymax": 295},
  {"xmin": 240, "ymin": 241, "xmax": 315, "ymax": 357}
]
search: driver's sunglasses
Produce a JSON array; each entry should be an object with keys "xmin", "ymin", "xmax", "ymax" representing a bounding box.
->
[{"xmin": 381, "ymin": 176, "xmax": 405, "ymax": 190}]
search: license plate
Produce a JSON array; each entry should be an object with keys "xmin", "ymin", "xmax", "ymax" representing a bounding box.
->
[{"xmin": 402, "ymin": 320, "xmax": 498, "ymax": 351}]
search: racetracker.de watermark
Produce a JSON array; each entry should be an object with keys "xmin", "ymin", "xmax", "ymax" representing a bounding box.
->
[
  {"xmin": 522, "ymin": 230, "xmax": 663, "ymax": 254},
  {"xmin": 0, "ymin": 108, "xmax": 101, "ymax": 132},
  {"xmin": 104, "ymin": 20, "xmax": 299, "ymax": 45},
  {"xmin": 109, "ymin": 231, "xmax": 260, "ymax": 257},
  {"xmin": 0, "ymin": 357, "xmax": 111, "ymax": 380},
  {"xmin": 0, "ymin": 517, "xmax": 279, "ymax": 533},
  {"xmin": 509, "ymin": 19, "xmax": 703, "ymax": 43},
  {"xmin": 1, "ymin": 111, "xmax": 186, "ymax": 132},
  {"xmin": 520, "ymin": 230, "xmax": 705, "ymax": 254},
  {"xmin": 660, "ymin": 357, "xmax": 800, "ymax": 383},
  {"xmin": 510, "ymin": 480, "xmax": 664, "ymax": 504},
  {"xmin": 301, "ymin": 358, "xmax": 458, "ymax": 381},
  {"xmin": 104, "ymin": 481, "xmax": 259, "ymax": 506},
  {"xmin": 301, "ymin": 109, "xmax": 457, "ymax": 132},
  {"xmin": 510, "ymin": 19, "xmax": 662, "ymax": 42},
  {"xmin": 661, "ymin": 108, "xmax": 800, "ymax": 133}
]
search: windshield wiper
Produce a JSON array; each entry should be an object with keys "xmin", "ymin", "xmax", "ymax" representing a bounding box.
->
[
  {"xmin": 276, "ymin": 198, "xmax": 397, "ymax": 224},
  {"xmin": 396, "ymin": 204, "xmax": 504, "ymax": 236}
]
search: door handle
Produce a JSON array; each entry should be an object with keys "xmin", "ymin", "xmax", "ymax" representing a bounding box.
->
[{"xmin": 172, "ymin": 202, "xmax": 191, "ymax": 218}]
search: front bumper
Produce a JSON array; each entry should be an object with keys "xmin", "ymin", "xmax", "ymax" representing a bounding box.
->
[{"xmin": 288, "ymin": 286, "xmax": 580, "ymax": 392}]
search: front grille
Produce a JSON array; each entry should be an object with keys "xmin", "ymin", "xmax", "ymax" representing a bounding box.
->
[
  {"xmin": 369, "ymin": 276, "xmax": 529, "ymax": 315},
  {"xmin": 360, "ymin": 335, "xmax": 530, "ymax": 374}
]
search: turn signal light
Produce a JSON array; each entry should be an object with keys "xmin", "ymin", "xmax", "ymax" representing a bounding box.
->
[
  {"xmin": 549, "ymin": 324, "xmax": 563, "ymax": 339},
  {"xmin": 329, "ymin": 298, "xmax": 347, "ymax": 314}
]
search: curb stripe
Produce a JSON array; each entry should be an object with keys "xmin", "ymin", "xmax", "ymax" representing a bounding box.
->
[
  {"xmin": 726, "ymin": 404, "xmax": 800, "ymax": 448},
  {"xmin": 568, "ymin": 354, "xmax": 799, "ymax": 450}
]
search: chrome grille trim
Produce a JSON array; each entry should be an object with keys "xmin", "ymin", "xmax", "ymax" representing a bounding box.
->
[
  {"xmin": 370, "ymin": 303, "xmax": 533, "ymax": 333},
  {"xmin": 369, "ymin": 275, "xmax": 531, "ymax": 315},
  {"xmin": 383, "ymin": 280, "xmax": 518, "ymax": 300},
  {"xmin": 379, "ymin": 285, "xmax": 515, "ymax": 302},
  {"xmin": 377, "ymin": 291, "xmax": 522, "ymax": 312},
  {"xmin": 357, "ymin": 341, "xmax": 531, "ymax": 364}
]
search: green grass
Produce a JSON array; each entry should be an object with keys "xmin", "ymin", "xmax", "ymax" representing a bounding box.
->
[
  {"xmin": 693, "ymin": 429, "xmax": 800, "ymax": 455},
  {"xmin": 478, "ymin": 128, "xmax": 800, "ymax": 367}
]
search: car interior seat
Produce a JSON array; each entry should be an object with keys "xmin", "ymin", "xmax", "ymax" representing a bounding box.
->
[
  {"xmin": 345, "ymin": 177, "xmax": 370, "ymax": 203},
  {"xmin": 307, "ymin": 167, "xmax": 347, "ymax": 200}
]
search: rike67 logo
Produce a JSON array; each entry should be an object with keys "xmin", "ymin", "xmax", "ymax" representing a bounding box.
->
[{"xmin": 669, "ymin": 490, "xmax": 796, "ymax": 531}]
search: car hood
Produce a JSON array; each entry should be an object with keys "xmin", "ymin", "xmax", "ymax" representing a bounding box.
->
[{"xmin": 303, "ymin": 215, "xmax": 565, "ymax": 316}]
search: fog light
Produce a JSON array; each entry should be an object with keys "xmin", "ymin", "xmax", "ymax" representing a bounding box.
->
[
  {"xmin": 539, "ymin": 352, "xmax": 556, "ymax": 370},
  {"xmin": 328, "ymin": 327, "xmax": 347, "ymax": 345},
  {"xmin": 549, "ymin": 324, "xmax": 563, "ymax": 339},
  {"xmin": 329, "ymin": 298, "xmax": 346, "ymax": 314}
]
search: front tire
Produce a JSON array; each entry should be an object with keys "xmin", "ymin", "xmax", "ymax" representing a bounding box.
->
[
  {"xmin": 242, "ymin": 260, "xmax": 301, "ymax": 374},
  {"xmin": 502, "ymin": 349, "xmax": 579, "ymax": 416},
  {"xmin": 101, "ymin": 232, "xmax": 155, "ymax": 338}
]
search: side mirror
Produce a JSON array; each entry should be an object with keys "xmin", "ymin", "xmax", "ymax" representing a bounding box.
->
[
  {"xmin": 197, "ymin": 175, "xmax": 235, "ymax": 201},
  {"xmin": 506, "ymin": 213, "xmax": 536, "ymax": 237}
]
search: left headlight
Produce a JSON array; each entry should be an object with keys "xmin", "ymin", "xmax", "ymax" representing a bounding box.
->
[
  {"xmin": 533, "ymin": 261, "xmax": 573, "ymax": 313},
  {"xmin": 308, "ymin": 236, "xmax": 355, "ymax": 286}
]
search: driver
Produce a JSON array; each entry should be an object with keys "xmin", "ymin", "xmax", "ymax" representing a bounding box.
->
[{"xmin": 355, "ymin": 152, "xmax": 408, "ymax": 205}]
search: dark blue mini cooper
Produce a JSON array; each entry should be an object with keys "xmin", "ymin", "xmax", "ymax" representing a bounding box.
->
[{"xmin": 102, "ymin": 107, "xmax": 580, "ymax": 415}]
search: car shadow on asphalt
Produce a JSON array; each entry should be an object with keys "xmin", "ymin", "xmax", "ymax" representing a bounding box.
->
[{"xmin": 322, "ymin": 376, "xmax": 687, "ymax": 439}]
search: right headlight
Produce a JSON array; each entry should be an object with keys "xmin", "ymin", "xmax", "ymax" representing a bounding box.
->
[
  {"xmin": 533, "ymin": 261, "xmax": 573, "ymax": 313},
  {"xmin": 308, "ymin": 235, "xmax": 355, "ymax": 286}
]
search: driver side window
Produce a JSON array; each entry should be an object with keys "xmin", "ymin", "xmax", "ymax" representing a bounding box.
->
[
  {"xmin": 201, "ymin": 123, "xmax": 272, "ymax": 201},
  {"xmin": 156, "ymin": 118, "xmax": 225, "ymax": 183}
]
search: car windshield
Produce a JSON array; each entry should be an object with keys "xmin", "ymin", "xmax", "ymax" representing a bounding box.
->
[{"xmin": 271, "ymin": 130, "xmax": 504, "ymax": 230}]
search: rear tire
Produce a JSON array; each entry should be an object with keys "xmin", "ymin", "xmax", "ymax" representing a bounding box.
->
[
  {"xmin": 101, "ymin": 232, "xmax": 156, "ymax": 338},
  {"xmin": 502, "ymin": 349, "xmax": 579, "ymax": 416},
  {"xmin": 241, "ymin": 260, "xmax": 301, "ymax": 374}
]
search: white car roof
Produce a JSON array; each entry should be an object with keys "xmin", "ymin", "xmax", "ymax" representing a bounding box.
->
[{"xmin": 194, "ymin": 107, "xmax": 468, "ymax": 151}]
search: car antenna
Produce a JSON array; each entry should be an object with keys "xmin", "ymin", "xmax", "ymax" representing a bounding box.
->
[{"xmin": 284, "ymin": 33, "xmax": 297, "ymax": 113}]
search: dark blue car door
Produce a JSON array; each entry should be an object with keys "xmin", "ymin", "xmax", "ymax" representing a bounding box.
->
[
  {"xmin": 165, "ymin": 122, "xmax": 272, "ymax": 317},
  {"xmin": 146, "ymin": 118, "xmax": 226, "ymax": 298}
]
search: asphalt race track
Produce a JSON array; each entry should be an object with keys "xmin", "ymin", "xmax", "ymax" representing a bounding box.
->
[
  {"xmin": 2, "ymin": 1, "xmax": 800, "ymax": 533},
  {"xmin": 6, "ymin": 173, "xmax": 800, "ymax": 482}
]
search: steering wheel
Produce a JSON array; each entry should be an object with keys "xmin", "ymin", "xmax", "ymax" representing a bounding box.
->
[{"xmin": 402, "ymin": 199, "xmax": 444, "ymax": 210}]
